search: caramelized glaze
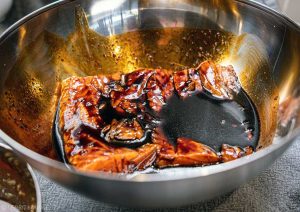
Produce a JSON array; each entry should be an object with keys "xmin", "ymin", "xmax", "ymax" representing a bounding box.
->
[{"xmin": 57, "ymin": 61, "xmax": 257, "ymax": 173}]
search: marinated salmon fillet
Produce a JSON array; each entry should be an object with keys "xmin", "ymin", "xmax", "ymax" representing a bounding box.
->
[
  {"xmin": 58, "ymin": 61, "xmax": 250, "ymax": 173},
  {"xmin": 59, "ymin": 76, "xmax": 157, "ymax": 173},
  {"xmin": 152, "ymin": 129, "xmax": 220, "ymax": 168}
]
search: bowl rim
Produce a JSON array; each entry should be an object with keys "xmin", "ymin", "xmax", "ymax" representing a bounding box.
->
[{"xmin": 0, "ymin": 0, "xmax": 299, "ymax": 182}]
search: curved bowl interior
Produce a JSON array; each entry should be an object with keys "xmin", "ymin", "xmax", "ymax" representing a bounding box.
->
[{"xmin": 0, "ymin": 0, "xmax": 299, "ymax": 207}]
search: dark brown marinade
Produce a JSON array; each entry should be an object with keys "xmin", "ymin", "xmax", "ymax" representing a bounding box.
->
[{"xmin": 57, "ymin": 60, "xmax": 257, "ymax": 173}]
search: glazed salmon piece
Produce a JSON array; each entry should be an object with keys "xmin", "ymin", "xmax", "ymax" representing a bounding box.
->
[
  {"xmin": 59, "ymin": 76, "xmax": 157, "ymax": 173},
  {"xmin": 173, "ymin": 68, "xmax": 202, "ymax": 98},
  {"xmin": 110, "ymin": 69, "xmax": 153, "ymax": 115},
  {"xmin": 197, "ymin": 60, "xmax": 241, "ymax": 99},
  {"xmin": 146, "ymin": 69, "xmax": 174, "ymax": 112},
  {"xmin": 58, "ymin": 61, "xmax": 247, "ymax": 173},
  {"xmin": 152, "ymin": 129, "xmax": 220, "ymax": 168},
  {"xmin": 220, "ymin": 144, "xmax": 253, "ymax": 162}
]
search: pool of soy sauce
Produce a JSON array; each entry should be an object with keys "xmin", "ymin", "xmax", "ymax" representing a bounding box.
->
[{"xmin": 160, "ymin": 90, "xmax": 259, "ymax": 151}]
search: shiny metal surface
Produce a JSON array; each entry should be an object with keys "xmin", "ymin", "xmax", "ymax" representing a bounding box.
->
[{"xmin": 0, "ymin": 0, "xmax": 299, "ymax": 207}]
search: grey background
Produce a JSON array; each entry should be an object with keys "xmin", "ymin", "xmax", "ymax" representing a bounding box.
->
[{"xmin": 1, "ymin": 0, "xmax": 299, "ymax": 211}]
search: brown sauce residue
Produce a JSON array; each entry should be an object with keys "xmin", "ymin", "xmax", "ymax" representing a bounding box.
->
[{"xmin": 0, "ymin": 149, "xmax": 37, "ymax": 212}]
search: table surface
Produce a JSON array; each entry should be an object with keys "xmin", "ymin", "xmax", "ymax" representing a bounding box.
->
[{"xmin": 1, "ymin": 0, "xmax": 299, "ymax": 211}]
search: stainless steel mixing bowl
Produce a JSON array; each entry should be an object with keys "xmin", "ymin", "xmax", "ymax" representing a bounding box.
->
[
  {"xmin": 0, "ymin": 143, "xmax": 42, "ymax": 212},
  {"xmin": 0, "ymin": 0, "xmax": 299, "ymax": 207}
]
